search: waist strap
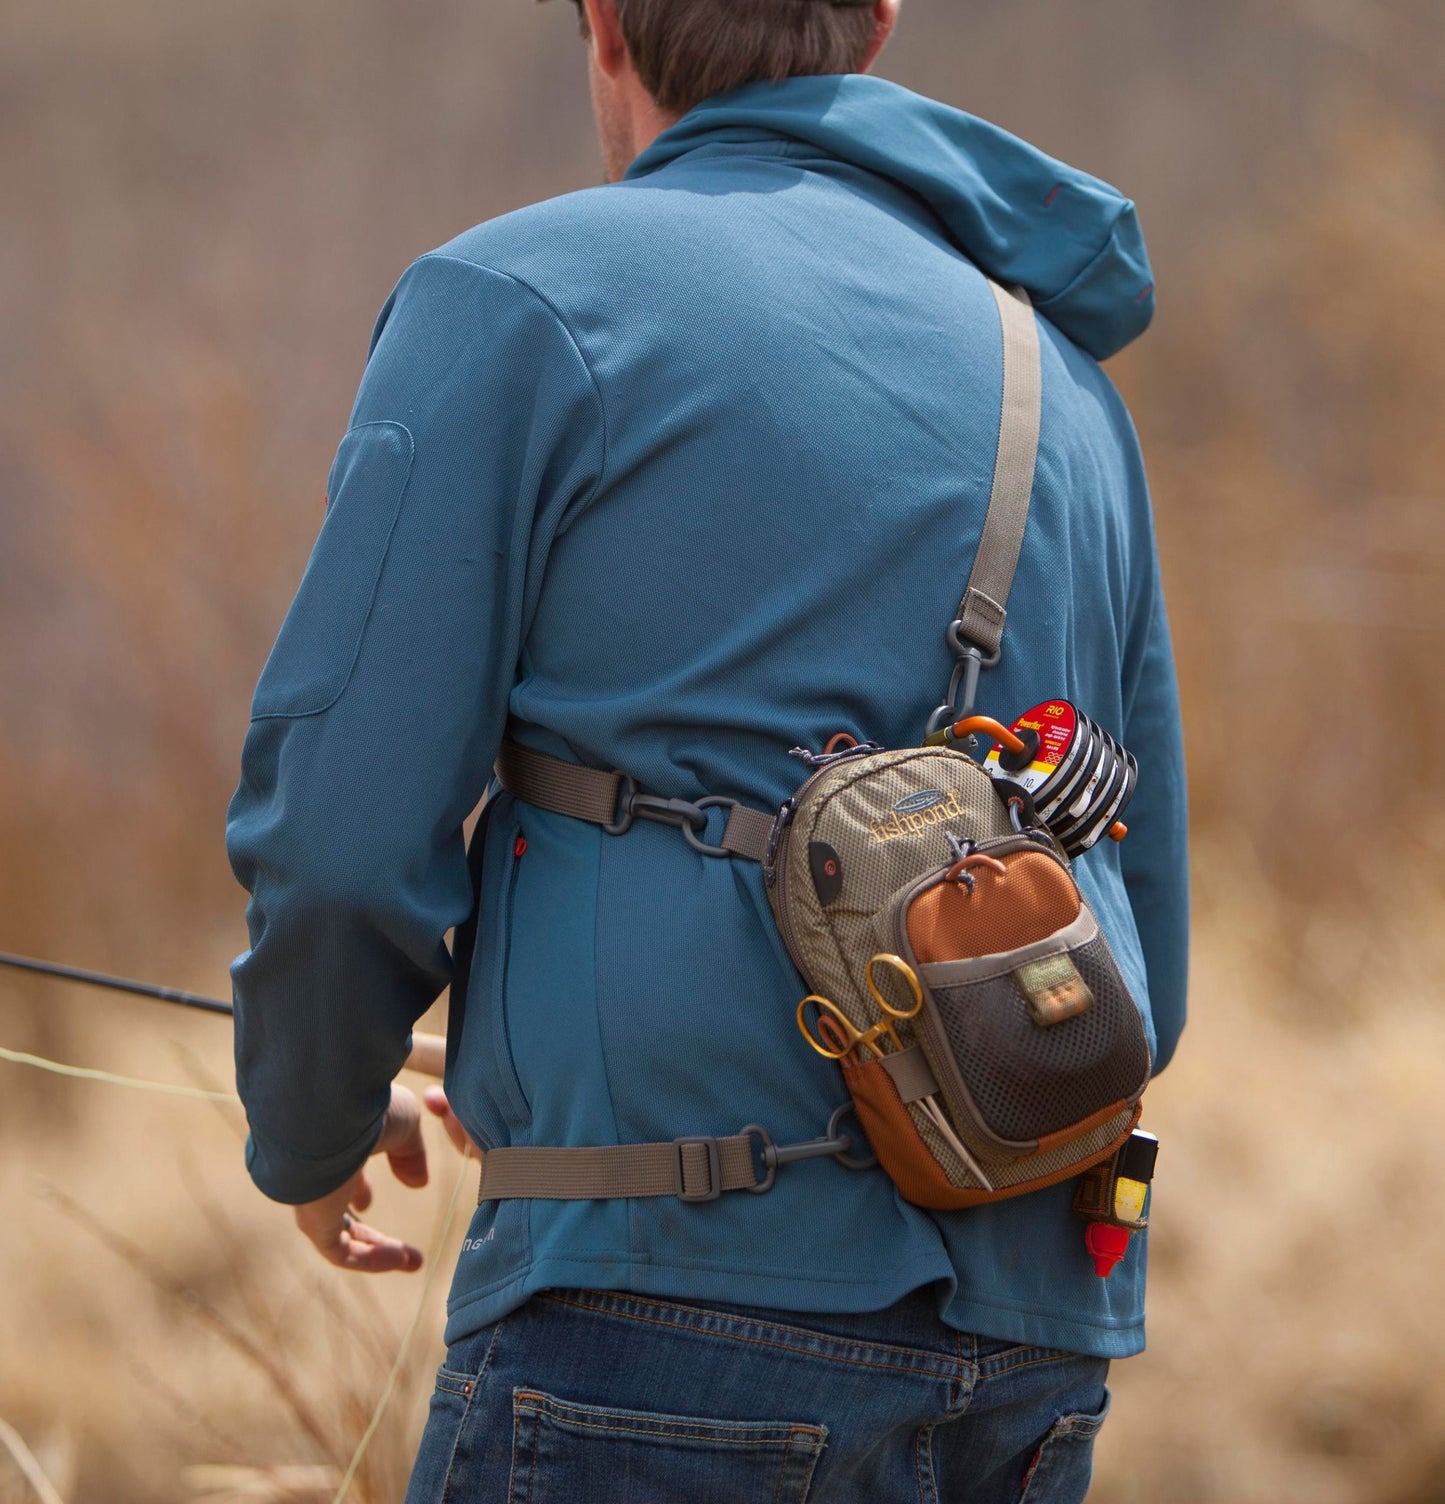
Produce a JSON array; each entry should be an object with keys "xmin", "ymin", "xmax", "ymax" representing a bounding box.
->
[
  {"xmin": 495, "ymin": 739, "xmax": 775, "ymax": 863},
  {"xmin": 477, "ymin": 1111, "xmax": 875, "ymax": 1203}
]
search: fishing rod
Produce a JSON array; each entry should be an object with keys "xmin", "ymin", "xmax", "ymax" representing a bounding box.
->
[
  {"xmin": 0, "ymin": 950, "xmax": 447, "ymax": 1077},
  {"xmin": 0, "ymin": 950, "xmax": 233, "ymax": 1015}
]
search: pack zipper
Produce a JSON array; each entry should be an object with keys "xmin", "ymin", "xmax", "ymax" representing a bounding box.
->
[{"xmin": 769, "ymin": 743, "xmax": 1004, "ymax": 978}]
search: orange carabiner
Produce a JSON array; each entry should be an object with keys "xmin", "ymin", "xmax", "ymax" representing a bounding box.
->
[{"xmin": 948, "ymin": 716, "xmax": 1030, "ymax": 757}]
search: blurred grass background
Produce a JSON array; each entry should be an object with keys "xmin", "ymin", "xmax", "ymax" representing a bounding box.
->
[{"xmin": 2, "ymin": 1, "xmax": 1443, "ymax": 1499}]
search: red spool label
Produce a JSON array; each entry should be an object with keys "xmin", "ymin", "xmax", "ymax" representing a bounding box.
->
[{"xmin": 984, "ymin": 700, "xmax": 1078, "ymax": 794}]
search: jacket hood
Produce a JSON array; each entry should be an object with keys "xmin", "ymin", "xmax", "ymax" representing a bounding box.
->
[{"xmin": 626, "ymin": 75, "xmax": 1154, "ymax": 361}]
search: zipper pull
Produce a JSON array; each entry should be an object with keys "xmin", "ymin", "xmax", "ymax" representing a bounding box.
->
[
  {"xmin": 788, "ymin": 741, "xmax": 883, "ymax": 771},
  {"xmin": 763, "ymin": 799, "xmax": 796, "ymax": 886}
]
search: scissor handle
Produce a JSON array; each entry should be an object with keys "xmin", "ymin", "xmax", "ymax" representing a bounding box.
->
[
  {"xmin": 797, "ymin": 995, "xmax": 895, "ymax": 1062},
  {"xmin": 816, "ymin": 1013, "xmax": 858, "ymax": 1060},
  {"xmin": 865, "ymin": 954, "xmax": 924, "ymax": 1022},
  {"xmin": 797, "ymin": 995, "xmax": 861, "ymax": 1061}
]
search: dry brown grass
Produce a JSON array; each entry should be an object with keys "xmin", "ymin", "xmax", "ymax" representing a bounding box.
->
[
  {"xmin": 0, "ymin": 993, "xmax": 458, "ymax": 1504},
  {"xmin": 6, "ymin": 848, "xmax": 1444, "ymax": 1503},
  {"xmin": 1094, "ymin": 832, "xmax": 1445, "ymax": 1502}
]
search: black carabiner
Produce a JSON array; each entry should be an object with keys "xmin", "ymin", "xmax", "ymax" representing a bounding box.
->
[{"xmin": 924, "ymin": 622, "xmax": 1001, "ymax": 742}]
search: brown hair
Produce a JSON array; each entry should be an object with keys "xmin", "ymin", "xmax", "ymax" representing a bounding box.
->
[{"xmin": 572, "ymin": 0, "xmax": 877, "ymax": 117}]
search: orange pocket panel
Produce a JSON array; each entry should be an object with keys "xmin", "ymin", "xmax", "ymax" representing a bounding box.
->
[
  {"xmin": 843, "ymin": 1056, "xmax": 998, "ymax": 1211},
  {"xmin": 907, "ymin": 850, "xmax": 1079, "ymax": 963},
  {"xmin": 843, "ymin": 1056, "xmax": 1143, "ymax": 1212}
]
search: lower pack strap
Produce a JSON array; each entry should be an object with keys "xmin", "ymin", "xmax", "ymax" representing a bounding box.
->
[
  {"xmin": 477, "ymin": 1133, "xmax": 766, "ymax": 1204},
  {"xmin": 477, "ymin": 1113, "xmax": 872, "ymax": 1204}
]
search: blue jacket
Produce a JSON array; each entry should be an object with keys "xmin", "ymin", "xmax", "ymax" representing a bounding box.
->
[{"xmin": 228, "ymin": 74, "xmax": 1187, "ymax": 1359}]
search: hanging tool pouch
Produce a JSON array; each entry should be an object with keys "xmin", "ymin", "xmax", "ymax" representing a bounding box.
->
[{"xmin": 766, "ymin": 749, "xmax": 1150, "ymax": 1209}]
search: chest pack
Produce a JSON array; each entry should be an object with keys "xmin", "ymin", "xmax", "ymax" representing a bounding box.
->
[{"xmin": 476, "ymin": 279, "xmax": 1157, "ymax": 1274}]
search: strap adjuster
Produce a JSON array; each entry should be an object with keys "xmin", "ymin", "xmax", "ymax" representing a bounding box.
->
[{"xmin": 673, "ymin": 1137, "xmax": 722, "ymax": 1201}]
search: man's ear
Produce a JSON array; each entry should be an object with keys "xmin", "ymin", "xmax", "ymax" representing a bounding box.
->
[
  {"xmin": 859, "ymin": 0, "xmax": 900, "ymax": 74},
  {"xmin": 580, "ymin": 0, "xmax": 629, "ymax": 79}
]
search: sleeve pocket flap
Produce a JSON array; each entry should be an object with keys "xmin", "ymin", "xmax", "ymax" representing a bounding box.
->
[{"xmin": 251, "ymin": 420, "xmax": 414, "ymax": 719}]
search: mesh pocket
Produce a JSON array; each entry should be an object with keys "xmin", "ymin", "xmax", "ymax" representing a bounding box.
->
[{"xmin": 927, "ymin": 936, "xmax": 1150, "ymax": 1143}]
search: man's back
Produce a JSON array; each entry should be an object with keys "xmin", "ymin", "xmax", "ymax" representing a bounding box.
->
[{"xmin": 228, "ymin": 75, "xmax": 1186, "ymax": 1365}]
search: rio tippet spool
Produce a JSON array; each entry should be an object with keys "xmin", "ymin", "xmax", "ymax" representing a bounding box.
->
[{"xmin": 983, "ymin": 700, "xmax": 1138, "ymax": 858}]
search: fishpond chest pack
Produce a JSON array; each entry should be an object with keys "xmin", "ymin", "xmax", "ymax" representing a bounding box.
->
[{"xmin": 484, "ymin": 278, "xmax": 1158, "ymax": 1276}]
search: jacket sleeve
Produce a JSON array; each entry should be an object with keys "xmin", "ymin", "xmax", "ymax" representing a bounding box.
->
[
  {"xmin": 226, "ymin": 253, "xmax": 605, "ymax": 1203},
  {"xmin": 1118, "ymin": 500, "xmax": 1190, "ymax": 1074}
]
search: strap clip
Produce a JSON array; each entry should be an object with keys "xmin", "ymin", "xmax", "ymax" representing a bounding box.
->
[
  {"xmin": 741, "ymin": 1103, "xmax": 878, "ymax": 1191},
  {"xmin": 762, "ymin": 799, "xmax": 796, "ymax": 885},
  {"xmin": 605, "ymin": 782, "xmax": 741, "ymax": 858},
  {"xmin": 924, "ymin": 621, "xmax": 1002, "ymax": 742}
]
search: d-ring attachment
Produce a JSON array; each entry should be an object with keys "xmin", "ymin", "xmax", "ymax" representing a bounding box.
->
[{"xmin": 826, "ymin": 1101, "xmax": 879, "ymax": 1171}]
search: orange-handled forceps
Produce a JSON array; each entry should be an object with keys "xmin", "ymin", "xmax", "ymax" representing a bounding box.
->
[{"xmin": 797, "ymin": 954, "xmax": 994, "ymax": 1190}]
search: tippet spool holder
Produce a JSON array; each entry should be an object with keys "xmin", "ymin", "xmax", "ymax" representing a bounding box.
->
[{"xmin": 926, "ymin": 700, "xmax": 1137, "ymax": 860}]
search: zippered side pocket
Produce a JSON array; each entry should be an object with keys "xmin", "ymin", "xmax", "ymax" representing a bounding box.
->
[{"xmin": 485, "ymin": 810, "xmax": 533, "ymax": 1129}]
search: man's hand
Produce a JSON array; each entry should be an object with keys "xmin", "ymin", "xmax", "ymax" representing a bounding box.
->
[
  {"xmin": 293, "ymin": 1084, "xmax": 431, "ymax": 1274},
  {"xmin": 422, "ymin": 1083, "xmax": 483, "ymax": 1155}
]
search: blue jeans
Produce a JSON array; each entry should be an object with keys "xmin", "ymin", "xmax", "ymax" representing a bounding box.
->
[{"xmin": 404, "ymin": 1285, "xmax": 1110, "ymax": 1503}]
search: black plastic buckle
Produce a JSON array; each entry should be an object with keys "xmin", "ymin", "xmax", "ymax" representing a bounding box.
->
[
  {"xmin": 602, "ymin": 774, "xmax": 640, "ymax": 836},
  {"xmin": 738, "ymin": 1124, "xmax": 778, "ymax": 1194},
  {"xmin": 739, "ymin": 1105, "xmax": 878, "ymax": 1190},
  {"xmin": 924, "ymin": 621, "xmax": 1003, "ymax": 741},
  {"xmin": 682, "ymin": 797, "xmax": 740, "ymax": 857},
  {"xmin": 674, "ymin": 1137, "xmax": 722, "ymax": 1202},
  {"xmin": 631, "ymin": 793, "xmax": 710, "ymax": 836},
  {"xmin": 604, "ymin": 781, "xmax": 740, "ymax": 859}
]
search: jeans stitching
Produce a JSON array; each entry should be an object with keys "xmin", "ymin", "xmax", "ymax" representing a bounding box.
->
[
  {"xmin": 439, "ymin": 1318, "xmax": 507, "ymax": 1504},
  {"xmin": 537, "ymin": 1290, "xmax": 956, "ymax": 1378},
  {"xmin": 524, "ymin": 1400, "xmax": 540, "ymax": 1504},
  {"xmin": 505, "ymin": 1398, "xmax": 520, "ymax": 1504},
  {"xmin": 773, "ymin": 1430, "xmax": 793, "ymax": 1504},
  {"xmin": 908, "ymin": 1419, "xmax": 944, "ymax": 1504},
  {"xmin": 513, "ymin": 1393, "xmax": 823, "ymax": 1447},
  {"xmin": 985, "ymin": 1350, "xmax": 1095, "ymax": 1381},
  {"xmin": 1017, "ymin": 1401, "xmax": 1108, "ymax": 1502},
  {"xmin": 507, "ymin": 1390, "xmax": 542, "ymax": 1504}
]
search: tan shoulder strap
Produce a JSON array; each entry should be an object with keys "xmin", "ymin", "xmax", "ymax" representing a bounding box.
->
[{"xmin": 953, "ymin": 281, "xmax": 1043, "ymax": 659}]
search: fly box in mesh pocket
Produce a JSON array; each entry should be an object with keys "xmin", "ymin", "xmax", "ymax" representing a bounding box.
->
[{"xmin": 874, "ymin": 836, "xmax": 1151, "ymax": 1206}]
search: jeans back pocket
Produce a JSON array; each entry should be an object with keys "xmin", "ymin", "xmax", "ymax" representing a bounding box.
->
[
  {"xmin": 1019, "ymin": 1387, "xmax": 1111, "ymax": 1503},
  {"xmin": 507, "ymin": 1387, "xmax": 826, "ymax": 1504}
]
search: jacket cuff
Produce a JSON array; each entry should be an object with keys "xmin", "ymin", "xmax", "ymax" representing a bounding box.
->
[{"xmin": 244, "ymin": 1112, "xmax": 388, "ymax": 1205}]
